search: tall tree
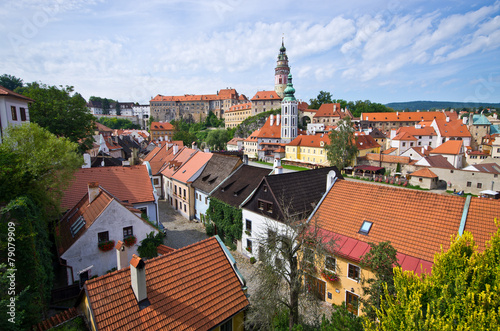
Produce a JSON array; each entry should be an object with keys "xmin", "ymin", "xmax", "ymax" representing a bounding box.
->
[
  {"xmin": 359, "ymin": 241, "xmax": 399, "ymax": 321},
  {"xmin": 309, "ymin": 91, "xmax": 333, "ymax": 109},
  {"xmin": 325, "ymin": 117, "xmax": 358, "ymax": 171},
  {"xmin": 115, "ymin": 102, "xmax": 121, "ymax": 116},
  {"xmin": 16, "ymin": 82, "xmax": 96, "ymax": 153},
  {"xmin": 102, "ymin": 98, "xmax": 110, "ymax": 115},
  {"xmin": 365, "ymin": 225, "xmax": 500, "ymax": 330},
  {"xmin": 0, "ymin": 74, "xmax": 23, "ymax": 91},
  {"xmin": 205, "ymin": 129, "xmax": 230, "ymax": 150}
]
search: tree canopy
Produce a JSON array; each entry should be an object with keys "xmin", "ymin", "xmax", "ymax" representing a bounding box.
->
[
  {"xmin": 308, "ymin": 91, "xmax": 393, "ymax": 117},
  {"xmin": 16, "ymin": 82, "xmax": 96, "ymax": 153},
  {"xmin": 205, "ymin": 129, "xmax": 230, "ymax": 150},
  {"xmin": 0, "ymin": 74, "xmax": 23, "ymax": 91},
  {"xmin": 325, "ymin": 117, "xmax": 358, "ymax": 171},
  {"xmin": 366, "ymin": 224, "xmax": 500, "ymax": 330},
  {"xmin": 98, "ymin": 117, "xmax": 140, "ymax": 130}
]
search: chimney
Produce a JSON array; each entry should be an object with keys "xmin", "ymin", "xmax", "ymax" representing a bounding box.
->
[
  {"xmin": 192, "ymin": 142, "xmax": 197, "ymax": 150},
  {"xmin": 334, "ymin": 104, "xmax": 337, "ymax": 112},
  {"xmin": 116, "ymin": 241, "xmax": 128, "ymax": 270},
  {"xmin": 204, "ymin": 148, "xmax": 210, "ymax": 153},
  {"xmin": 273, "ymin": 158, "xmax": 283, "ymax": 174},
  {"xmin": 270, "ymin": 114, "xmax": 274, "ymax": 126},
  {"xmin": 462, "ymin": 116, "xmax": 468, "ymax": 125},
  {"xmin": 326, "ymin": 170, "xmax": 337, "ymax": 191},
  {"xmin": 446, "ymin": 116, "xmax": 450, "ymax": 123},
  {"xmin": 82, "ymin": 153, "xmax": 91, "ymax": 169},
  {"xmin": 88, "ymin": 182, "xmax": 100, "ymax": 204},
  {"xmin": 276, "ymin": 114, "xmax": 280, "ymax": 126},
  {"xmin": 130, "ymin": 254, "xmax": 148, "ymax": 303},
  {"xmin": 173, "ymin": 144, "xmax": 179, "ymax": 155},
  {"xmin": 243, "ymin": 154, "xmax": 248, "ymax": 165}
]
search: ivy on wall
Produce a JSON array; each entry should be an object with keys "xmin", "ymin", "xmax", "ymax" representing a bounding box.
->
[{"xmin": 206, "ymin": 198, "xmax": 242, "ymax": 250}]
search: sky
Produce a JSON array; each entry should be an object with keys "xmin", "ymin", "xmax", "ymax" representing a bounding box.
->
[{"xmin": 1, "ymin": 0, "xmax": 500, "ymax": 106}]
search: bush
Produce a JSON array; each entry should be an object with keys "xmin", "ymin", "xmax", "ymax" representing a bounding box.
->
[
  {"xmin": 205, "ymin": 223, "xmax": 214, "ymax": 236},
  {"xmin": 250, "ymin": 257, "xmax": 256, "ymax": 264}
]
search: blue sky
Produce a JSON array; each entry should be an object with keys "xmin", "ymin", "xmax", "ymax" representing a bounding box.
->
[{"xmin": 1, "ymin": 0, "xmax": 499, "ymax": 106}]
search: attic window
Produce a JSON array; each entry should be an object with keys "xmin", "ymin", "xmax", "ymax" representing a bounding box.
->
[
  {"xmin": 70, "ymin": 216, "xmax": 86, "ymax": 237},
  {"xmin": 359, "ymin": 221, "xmax": 373, "ymax": 235},
  {"xmin": 202, "ymin": 174, "xmax": 210, "ymax": 181}
]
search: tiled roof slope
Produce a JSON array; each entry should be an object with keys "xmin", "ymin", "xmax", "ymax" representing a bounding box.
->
[
  {"xmin": 83, "ymin": 236, "xmax": 249, "ymax": 331},
  {"xmin": 211, "ymin": 165, "xmax": 271, "ymax": 207},
  {"xmin": 192, "ymin": 154, "xmax": 242, "ymax": 193},
  {"xmin": 260, "ymin": 167, "xmax": 342, "ymax": 219},
  {"xmin": 157, "ymin": 244, "xmax": 175, "ymax": 255},
  {"xmin": 365, "ymin": 153, "xmax": 411, "ymax": 164},
  {"xmin": 61, "ymin": 166, "xmax": 155, "ymax": 211},
  {"xmin": 251, "ymin": 90, "xmax": 281, "ymax": 101},
  {"xmin": 418, "ymin": 155, "xmax": 456, "ymax": 169},
  {"xmin": 143, "ymin": 146, "xmax": 162, "ymax": 162},
  {"xmin": 95, "ymin": 122, "xmax": 113, "ymax": 133},
  {"xmin": 287, "ymin": 134, "xmax": 330, "ymax": 147},
  {"xmin": 464, "ymin": 163, "xmax": 500, "ymax": 174},
  {"xmin": 313, "ymin": 180, "xmax": 466, "ymax": 262},
  {"xmin": 396, "ymin": 126, "xmax": 436, "ymax": 136},
  {"xmin": 433, "ymin": 119, "xmax": 471, "ymax": 137},
  {"xmin": 150, "ymin": 121, "xmax": 174, "ymax": 130},
  {"xmin": 410, "ymin": 168, "xmax": 437, "ymax": 178},
  {"xmin": 256, "ymin": 116, "xmax": 281, "ymax": 139},
  {"xmin": 465, "ymin": 199, "xmax": 500, "ymax": 250},
  {"xmin": 160, "ymin": 147, "xmax": 197, "ymax": 178},
  {"xmin": 314, "ymin": 103, "xmax": 353, "ymax": 119},
  {"xmin": 0, "ymin": 85, "xmax": 34, "ymax": 101},
  {"xmin": 171, "ymin": 151, "xmax": 213, "ymax": 183},
  {"xmin": 356, "ymin": 134, "xmax": 380, "ymax": 150},
  {"xmin": 361, "ymin": 111, "xmax": 448, "ymax": 122},
  {"xmin": 429, "ymin": 140, "xmax": 463, "ymax": 155},
  {"xmin": 34, "ymin": 307, "xmax": 79, "ymax": 331}
]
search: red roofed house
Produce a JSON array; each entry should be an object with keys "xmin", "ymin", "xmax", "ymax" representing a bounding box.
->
[
  {"xmin": 389, "ymin": 124, "xmax": 437, "ymax": 154},
  {"xmin": 430, "ymin": 118, "xmax": 471, "ymax": 147},
  {"xmin": 360, "ymin": 110, "xmax": 457, "ymax": 132},
  {"xmin": 150, "ymin": 121, "xmax": 175, "ymax": 142},
  {"xmin": 285, "ymin": 133, "xmax": 331, "ymax": 166},
  {"xmin": 57, "ymin": 183, "xmax": 158, "ymax": 286},
  {"xmin": 253, "ymin": 114, "xmax": 283, "ymax": 162},
  {"xmin": 408, "ymin": 167, "xmax": 439, "ymax": 189},
  {"xmin": 251, "ymin": 90, "xmax": 282, "ymax": 115},
  {"xmin": 304, "ymin": 178, "xmax": 500, "ymax": 315},
  {"xmin": 0, "ymin": 85, "xmax": 32, "ymax": 143},
  {"xmin": 312, "ymin": 103, "xmax": 353, "ymax": 126},
  {"xmin": 429, "ymin": 139, "xmax": 465, "ymax": 169},
  {"xmin": 61, "ymin": 165, "xmax": 159, "ymax": 226},
  {"xmin": 76, "ymin": 236, "xmax": 249, "ymax": 330},
  {"xmin": 225, "ymin": 102, "xmax": 252, "ymax": 129}
]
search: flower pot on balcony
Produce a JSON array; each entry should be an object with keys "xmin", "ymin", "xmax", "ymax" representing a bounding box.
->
[
  {"xmin": 98, "ymin": 240, "xmax": 115, "ymax": 252},
  {"xmin": 124, "ymin": 235, "xmax": 137, "ymax": 247},
  {"xmin": 321, "ymin": 269, "xmax": 339, "ymax": 282}
]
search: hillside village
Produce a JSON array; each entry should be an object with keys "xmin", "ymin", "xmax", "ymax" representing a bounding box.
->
[{"xmin": 1, "ymin": 40, "xmax": 499, "ymax": 330}]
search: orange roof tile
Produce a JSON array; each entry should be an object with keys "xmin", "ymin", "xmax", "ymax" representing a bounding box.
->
[
  {"xmin": 396, "ymin": 126, "xmax": 436, "ymax": 136},
  {"xmin": 433, "ymin": 119, "xmax": 471, "ymax": 137},
  {"xmin": 61, "ymin": 166, "xmax": 155, "ymax": 211},
  {"xmin": 83, "ymin": 236, "xmax": 249, "ymax": 330},
  {"xmin": 34, "ymin": 307, "xmax": 79, "ymax": 331},
  {"xmin": 382, "ymin": 147, "xmax": 398, "ymax": 154},
  {"xmin": 255, "ymin": 116, "xmax": 281, "ymax": 139},
  {"xmin": 313, "ymin": 180, "xmax": 466, "ymax": 263},
  {"xmin": 150, "ymin": 121, "xmax": 174, "ymax": 131},
  {"xmin": 95, "ymin": 122, "xmax": 113, "ymax": 132},
  {"xmin": 287, "ymin": 133, "xmax": 330, "ymax": 147},
  {"xmin": 171, "ymin": 151, "xmax": 213, "ymax": 183},
  {"xmin": 410, "ymin": 168, "xmax": 438, "ymax": 178},
  {"xmin": 157, "ymin": 244, "xmax": 175, "ymax": 255},
  {"xmin": 465, "ymin": 199, "xmax": 500, "ymax": 252},
  {"xmin": 0, "ymin": 85, "xmax": 34, "ymax": 102},
  {"xmin": 251, "ymin": 90, "xmax": 281, "ymax": 101},
  {"xmin": 356, "ymin": 135, "xmax": 380, "ymax": 150},
  {"xmin": 227, "ymin": 102, "xmax": 251, "ymax": 113},
  {"xmin": 360, "ymin": 111, "xmax": 448, "ymax": 122},
  {"xmin": 313, "ymin": 103, "xmax": 353, "ymax": 119},
  {"xmin": 160, "ymin": 147, "xmax": 197, "ymax": 178},
  {"xmin": 392, "ymin": 131, "xmax": 418, "ymax": 141},
  {"xmin": 365, "ymin": 153, "xmax": 411, "ymax": 164},
  {"xmin": 430, "ymin": 140, "xmax": 463, "ymax": 155}
]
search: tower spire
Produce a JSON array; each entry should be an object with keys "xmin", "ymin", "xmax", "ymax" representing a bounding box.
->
[{"xmin": 275, "ymin": 37, "xmax": 290, "ymax": 98}]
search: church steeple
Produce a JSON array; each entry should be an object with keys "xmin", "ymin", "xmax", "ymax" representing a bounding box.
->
[
  {"xmin": 274, "ymin": 37, "xmax": 290, "ymax": 99},
  {"xmin": 281, "ymin": 73, "xmax": 298, "ymax": 144}
]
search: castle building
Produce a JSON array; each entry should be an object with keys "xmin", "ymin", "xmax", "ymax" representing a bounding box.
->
[{"xmin": 274, "ymin": 38, "xmax": 290, "ymax": 98}]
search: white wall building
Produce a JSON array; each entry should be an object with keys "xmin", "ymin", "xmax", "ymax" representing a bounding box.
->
[{"xmin": 0, "ymin": 86, "xmax": 31, "ymax": 143}]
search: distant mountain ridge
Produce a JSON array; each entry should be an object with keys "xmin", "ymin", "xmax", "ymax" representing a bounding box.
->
[{"xmin": 385, "ymin": 101, "xmax": 500, "ymax": 111}]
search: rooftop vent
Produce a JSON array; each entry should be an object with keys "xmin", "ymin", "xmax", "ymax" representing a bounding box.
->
[{"xmin": 359, "ymin": 221, "xmax": 373, "ymax": 235}]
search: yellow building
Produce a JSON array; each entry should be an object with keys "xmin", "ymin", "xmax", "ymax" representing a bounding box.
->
[
  {"xmin": 76, "ymin": 236, "xmax": 248, "ymax": 330},
  {"xmin": 225, "ymin": 102, "xmax": 252, "ymax": 129},
  {"xmin": 150, "ymin": 121, "xmax": 175, "ymax": 141},
  {"xmin": 285, "ymin": 133, "xmax": 330, "ymax": 166}
]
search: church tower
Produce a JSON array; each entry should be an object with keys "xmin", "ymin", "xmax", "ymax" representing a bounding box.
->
[
  {"xmin": 281, "ymin": 73, "xmax": 298, "ymax": 144},
  {"xmin": 274, "ymin": 38, "xmax": 290, "ymax": 98}
]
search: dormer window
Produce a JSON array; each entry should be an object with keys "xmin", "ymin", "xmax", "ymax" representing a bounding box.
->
[{"xmin": 359, "ymin": 221, "xmax": 373, "ymax": 235}]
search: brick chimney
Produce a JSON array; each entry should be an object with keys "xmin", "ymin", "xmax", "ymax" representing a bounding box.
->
[
  {"xmin": 116, "ymin": 241, "xmax": 128, "ymax": 270},
  {"xmin": 88, "ymin": 182, "xmax": 100, "ymax": 204},
  {"xmin": 130, "ymin": 254, "xmax": 147, "ymax": 303}
]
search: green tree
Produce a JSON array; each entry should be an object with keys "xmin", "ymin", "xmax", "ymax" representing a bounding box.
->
[
  {"xmin": 205, "ymin": 111, "xmax": 223, "ymax": 128},
  {"xmin": 102, "ymin": 98, "xmax": 110, "ymax": 115},
  {"xmin": 309, "ymin": 91, "xmax": 333, "ymax": 109},
  {"xmin": 319, "ymin": 303, "xmax": 364, "ymax": 331},
  {"xmin": 325, "ymin": 117, "xmax": 358, "ymax": 171},
  {"xmin": 359, "ymin": 241, "xmax": 399, "ymax": 321},
  {"xmin": 137, "ymin": 231, "xmax": 165, "ymax": 259},
  {"xmin": 16, "ymin": 82, "xmax": 96, "ymax": 153},
  {"xmin": 0, "ymin": 74, "xmax": 23, "ymax": 91},
  {"xmin": 366, "ymin": 224, "xmax": 500, "ymax": 330},
  {"xmin": 115, "ymin": 102, "xmax": 121, "ymax": 116},
  {"xmin": 205, "ymin": 129, "xmax": 230, "ymax": 150},
  {"xmin": 98, "ymin": 117, "xmax": 139, "ymax": 130},
  {"xmin": 172, "ymin": 130, "xmax": 198, "ymax": 147}
]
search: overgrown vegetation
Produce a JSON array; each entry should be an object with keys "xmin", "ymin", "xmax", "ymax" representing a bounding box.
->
[
  {"xmin": 234, "ymin": 109, "xmax": 281, "ymax": 138},
  {"xmin": 98, "ymin": 117, "xmax": 140, "ymax": 130},
  {"xmin": 308, "ymin": 91, "xmax": 393, "ymax": 117},
  {"xmin": 205, "ymin": 198, "xmax": 242, "ymax": 250},
  {"xmin": 137, "ymin": 231, "xmax": 166, "ymax": 259},
  {"xmin": 325, "ymin": 117, "xmax": 358, "ymax": 171},
  {"xmin": 171, "ymin": 111, "xmax": 230, "ymax": 148}
]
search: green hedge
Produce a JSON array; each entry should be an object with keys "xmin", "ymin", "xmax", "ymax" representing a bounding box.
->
[{"xmin": 206, "ymin": 198, "xmax": 242, "ymax": 250}]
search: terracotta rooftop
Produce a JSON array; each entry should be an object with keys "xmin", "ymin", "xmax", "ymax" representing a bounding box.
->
[
  {"xmin": 463, "ymin": 163, "xmax": 500, "ymax": 174},
  {"xmin": 150, "ymin": 121, "xmax": 174, "ymax": 131},
  {"xmin": 160, "ymin": 147, "xmax": 197, "ymax": 178},
  {"xmin": 382, "ymin": 147, "xmax": 398, "ymax": 155},
  {"xmin": 255, "ymin": 116, "xmax": 281, "ymax": 139},
  {"xmin": 396, "ymin": 125, "xmax": 436, "ymax": 136},
  {"xmin": 392, "ymin": 131, "xmax": 418, "ymax": 141},
  {"xmin": 313, "ymin": 103, "xmax": 353, "ymax": 119},
  {"xmin": 365, "ymin": 153, "xmax": 411, "ymax": 164},
  {"xmin": 61, "ymin": 166, "xmax": 155, "ymax": 211},
  {"xmin": 360, "ymin": 111, "xmax": 450, "ymax": 122},
  {"xmin": 82, "ymin": 236, "xmax": 249, "ymax": 330},
  {"xmin": 171, "ymin": 151, "xmax": 213, "ymax": 183},
  {"xmin": 157, "ymin": 244, "xmax": 175, "ymax": 255},
  {"xmin": 311, "ymin": 179, "xmax": 499, "ymax": 266},
  {"xmin": 251, "ymin": 90, "xmax": 281, "ymax": 101},
  {"xmin": 410, "ymin": 168, "xmax": 438, "ymax": 178},
  {"xmin": 95, "ymin": 122, "xmax": 113, "ymax": 132},
  {"xmin": 227, "ymin": 102, "xmax": 251, "ymax": 113},
  {"xmin": 34, "ymin": 307, "xmax": 79, "ymax": 331},
  {"xmin": 429, "ymin": 140, "xmax": 463, "ymax": 155},
  {"xmin": 433, "ymin": 119, "xmax": 471, "ymax": 137},
  {"xmin": 287, "ymin": 133, "xmax": 330, "ymax": 147},
  {"xmin": 356, "ymin": 134, "xmax": 380, "ymax": 150},
  {"xmin": 0, "ymin": 85, "xmax": 34, "ymax": 102},
  {"xmin": 150, "ymin": 90, "xmax": 240, "ymax": 103}
]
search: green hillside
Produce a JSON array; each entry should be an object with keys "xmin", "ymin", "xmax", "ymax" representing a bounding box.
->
[{"xmin": 385, "ymin": 101, "xmax": 500, "ymax": 111}]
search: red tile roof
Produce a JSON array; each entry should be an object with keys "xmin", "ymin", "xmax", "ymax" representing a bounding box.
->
[
  {"xmin": 410, "ymin": 168, "xmax": 438, "ymax": 178},
  {"xmin": 83, "ymin": 236, "xmax": 249, "ymax": 330},
  {"xmin": 356, "ymin": 134, "xmax": 380, "ymax": 150},
  {"xmin": 34, "ymin": 307, "xmax": 79, "ymax": 331},
  {"xmin": 287, "ymin": 133, "xmax": 330, "ymax": 147},
  {"xmin": 313, "ymin": 180, "xmax": 466, "ymax": 263},
  {"xmin": 396, "ymin": 125, "xmax": 436, "ymax": 137},
  {"xmin": 227, "ymin": 102, "xmax": 251, "ymax": 113},
  {"xmin": 433, "ymin": 119, "xmax": 471, "ymax": 137},
  {"xmin": 171, "ymin": 151, "xmax": 213, "ymax": 183},
  {"xmin": 95, "ymin": 122, "xmax": 113, "ymax": 132},
  {"xmin": 255, "ymin": 116, "xmax": 281, "ymax": 139},
  {"xmin": 157, "ymin": 244, "xmax": 175, "ymax": 255},
  {"xmin": 360, "ymin": 111, "xmax": 448, "ymax": 122},
  {"xmin": 0, "ymin": 85, "xmax": 34, "ymax": 102},
  {"xmin": 465, "ymin": 199, "xmax": 500, "ymax": 251},
  {"xmin": 382, "ymin": 147, "xmax": 398, "ymax": 155},
  {"xmin": 251, "ymin": 90, "xmax": 281, "ymax": 101},
  {"xmin": 365, "ymin": 153, "xmax": 411, "ymax": 164},
  {"xmin": 61, "ymin": 166, "xmax": 155, "ymax": 211},
  {"xmin": 313, "ymin": 103, "xmax": 353, "ymax": 119},
  {"xmin": 392, "ymin": 131, "xmax": 418, "ymax": 141},
  {"xmin": 429, "ymin": 140, "xmax": 463, "ymax": 155},
  {"xmin": 150, "ymin": 121, "xmax": 174, "ymax": 131},
  {"xmin": 160, "ymin": 147, "xmax": 197, "ymax": 178}
]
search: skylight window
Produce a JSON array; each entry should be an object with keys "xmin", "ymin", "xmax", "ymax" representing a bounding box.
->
[{"xmin": 359, "ymin": 221, "xmax": 373, "ymax": 235}]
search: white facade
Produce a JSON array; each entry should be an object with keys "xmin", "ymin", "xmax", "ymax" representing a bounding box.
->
[
  {"xmin": 194, "ymin": 189, "xmax": 210, "ymax": 222},
  {"xmin": 0, "ymin": 94, "xmax": 30, "ymax": 143},
  {"xmin": 281, "ymin": 100, "xmax": 298, "ymax": 144},
  {"xmin": 61, "ymin": 199, "xmax": 158, "ymax": 285}
]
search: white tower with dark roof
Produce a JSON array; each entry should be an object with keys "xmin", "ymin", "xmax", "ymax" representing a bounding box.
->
[{"xmin": 281, "ymin": 73, "xmax": 298, "ymax": 144}]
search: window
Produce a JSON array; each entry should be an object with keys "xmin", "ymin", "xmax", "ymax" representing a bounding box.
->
[
  {"xmin": 346, "ymin": 291, "xmax": 360, "ymax": 315},
  {"xmin": 359, "ymin": 221, "xmax": 373, "ymax": 235},
  {"xmin": 246, "ymin": 239, "xmax": 252, "ymax": 253},
  {"xmin": 220, "ymin": 319, "xmax": 233, "ymax": 331},
  {"xmin": 184, "ymin": 204, "xmax": 186, "ymax": 212},
  {"xmin": 348, "ymin": 264, "xmax": 360, "ymax": 281},
  {"xmin": 467, "ymin": 181, "xmax": 472, "ymax": 187},
  {"xmin": 263, "ymin": 185, "xmax": 268, "ymax": 192},
  {"xmin": 98, "ymin": 231, "xmax": 109, "ymax": 243},
  {"xmin": 174, "ymin": 185, "xmax": 177, "ymax": 195},
  {"xmin": 183, "ymin": 189, "xmax": 186, "ymax": 199},
  {"xmin": 325, "ymin": 256, "xmax": 336, "ymax": 271},
  {"xmin": 153, "ymin": 178, "xmax": 159, "ymax": 186},
  {"xmin": 258, "ymin": 200, "xmax": 264, "ymax": 210},
  {"xmin": 402, "ymin": 142, "xmax": 406, "ymax": 147},
  {"xmin": 245, "ymin": 219, "xmax": 252, "ymax": 232},
  {"xmin": 267, "ymin": 202, "xmax": 273, "ymax": 213},
  {"xmin": 10, "ymin": 106, "xmax": 17, "ymax": 121},
  {"xmin": 123, "ymin": 226, "xmax": 133, "ymax": 238},
  {"xmin": 20, "ymin": 108, "xmax": 26, "ymax": 121},
  {"xmin": 477, "ymin": 183, "xmax": 482, "ymax": 189}
]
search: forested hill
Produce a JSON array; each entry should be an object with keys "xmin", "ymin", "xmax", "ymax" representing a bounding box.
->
[{"xmin": 385, "ymin": 101, "xmax": 500, "ymax": 111}]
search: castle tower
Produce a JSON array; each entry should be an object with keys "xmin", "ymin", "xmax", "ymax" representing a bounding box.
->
[
  {"xmin": 274, "ymin": 38, "xmax": 290, "ymax": 99},
  {"xmin": 281, "ymin": 73, "xmax": 298, "ymax": 144}
]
